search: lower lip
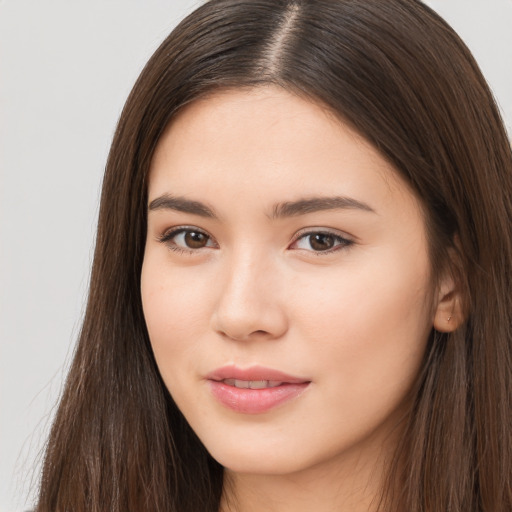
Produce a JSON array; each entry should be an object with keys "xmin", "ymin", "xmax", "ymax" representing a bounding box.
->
[{"xmin": 208, "ymin": 380, "xmax": 310, "ymax": 414}]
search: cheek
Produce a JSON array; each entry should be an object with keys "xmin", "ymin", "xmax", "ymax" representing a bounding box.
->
[
  {"xmin": 291, "ymin": 251, "xmax": 433, "ymax": 404},
  {"xmin": 141, "ymin": 256, "xmax": 213, "ymax": 377}
]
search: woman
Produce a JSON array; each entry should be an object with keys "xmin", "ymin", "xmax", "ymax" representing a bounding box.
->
[{"xmin": 36, "ymin": 0, "xmax": 512, "ymax": 510}]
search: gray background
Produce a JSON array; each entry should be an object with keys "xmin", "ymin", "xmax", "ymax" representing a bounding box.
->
[{"xmin": 1, "ymin": 1, "xmax": 511, "ymax": 511}]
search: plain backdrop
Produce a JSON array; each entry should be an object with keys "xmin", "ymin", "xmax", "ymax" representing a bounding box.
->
[{"xmin": 1, "ymin": 1, "xmax": 511, "ymax": 511}]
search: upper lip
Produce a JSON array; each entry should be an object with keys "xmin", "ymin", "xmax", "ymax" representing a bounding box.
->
[{"xmin": 206, "ymin": 364, "xmax": 310, "ymax": 384}]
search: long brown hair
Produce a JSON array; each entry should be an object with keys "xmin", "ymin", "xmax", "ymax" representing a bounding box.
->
[{"xmin": 36, "ymin": 1, "xmax": 512, "ymax": 510}]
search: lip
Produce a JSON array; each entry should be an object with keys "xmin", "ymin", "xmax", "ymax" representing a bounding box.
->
[{"xmin": 206, "ymin": 365, "xmax": 311, "ymax": 414}]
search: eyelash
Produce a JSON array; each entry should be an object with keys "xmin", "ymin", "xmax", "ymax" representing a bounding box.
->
[
  {"xmin": 157, "ymin": 226, "xmax": 354, "ymax": 256},
  {"xmin": 157, "ymin": 226, "xmax": 216, "ymax": 255},
  {"xmin": 290, "ymin": 229, "xmax": 354, "ymax": 255}
]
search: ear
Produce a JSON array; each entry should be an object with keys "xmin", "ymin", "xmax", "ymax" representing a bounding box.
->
[{"xmin": 432, "ymin": 270, "xmax": 463, "ymax": 333}]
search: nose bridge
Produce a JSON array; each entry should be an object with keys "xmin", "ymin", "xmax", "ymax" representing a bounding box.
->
[{"xmin": 212, "ymin": 243, "xmax": 287, "ymax": 341}]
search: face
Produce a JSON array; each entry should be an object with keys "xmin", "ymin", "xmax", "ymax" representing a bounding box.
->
[{"xmin": 141, "ymin": 86, "xmax": 440, "ymax": 478}]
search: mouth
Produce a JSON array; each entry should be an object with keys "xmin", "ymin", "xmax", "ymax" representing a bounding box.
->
[
  {"xmin": 221, "ymin": 379, "xmax": 284, "ymax": 389},
  {"xmin": 207, "ymin": 364, "xmax": 309, "ymax": 384},
  {"xmin": 206, "ymin": 365, "xmax": 311, "ymax": 414}
]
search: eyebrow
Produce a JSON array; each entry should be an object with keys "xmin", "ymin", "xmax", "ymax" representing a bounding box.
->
[
  {"xmin": 148, "ymin": 194, "xmax": 218, "ymax": 218},
  {"xmin": 270, "ymin": 196, "xmax": 376, "ymax": 219},
  {"xmin": 147, "ymin": 194, "xmax": 376, "ymax": 219}
]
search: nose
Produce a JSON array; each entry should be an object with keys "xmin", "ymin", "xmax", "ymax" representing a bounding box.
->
[{"xmin": 211, "ymin": 249, "xmax": 288, "ymax": 342}]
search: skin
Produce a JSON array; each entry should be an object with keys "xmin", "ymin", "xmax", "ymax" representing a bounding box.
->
[{"xmin": 141, "ymin": 86, "xmax": 457, "ymax": 512}]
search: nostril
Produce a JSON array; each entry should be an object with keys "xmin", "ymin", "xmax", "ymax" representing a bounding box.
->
[{"xmin": 218, "ymin": 328, "xmax": 271, "ymax": 342}]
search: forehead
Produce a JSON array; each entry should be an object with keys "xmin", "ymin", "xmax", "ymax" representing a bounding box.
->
[{"xmin": 148, "ymin": 86, "xmax": 419, "ymax": 218}]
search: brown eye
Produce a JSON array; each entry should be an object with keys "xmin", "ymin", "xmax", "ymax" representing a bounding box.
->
[
  {"xmin": 184, "ymin": 231, "xmax": 209, "ymax": 248},
  {"xmin": 290, "ymin": 230, "xmax": 353, "ymax": 253},
  {"xmin": 309, "ymin": 233, "xmax": 335, "ymax": 251},
  {"xmin": 159, "ymin": 227, "xmax": 216, "ymax": 252}
]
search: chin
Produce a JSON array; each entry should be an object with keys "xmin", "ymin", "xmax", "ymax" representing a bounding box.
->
[
  {"xmin": 197, "ymin": 429, "xmax": 311, "ymax": 475},
  {"xmin": 214, "ymin": 450, "xmax": 309, "ymax": 476}
]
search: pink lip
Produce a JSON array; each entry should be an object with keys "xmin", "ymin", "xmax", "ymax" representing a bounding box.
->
[{"xmin": 206, "ymin": 365, "xmax": 311, "ymax": 414}]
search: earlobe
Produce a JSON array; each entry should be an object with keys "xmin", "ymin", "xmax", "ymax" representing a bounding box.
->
[{"xmin": 433, "ymin": 276, "xmax": 463, "ymax": 332}]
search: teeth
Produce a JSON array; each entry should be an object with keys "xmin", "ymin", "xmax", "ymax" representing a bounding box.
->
[
  {"xmin": 265, "ymin": 380, "xmax": 283, "ymax": 388},
  {"xmin": 247, "ymin": 380, "xmax": 268, "ymax": 389},
  {"xmin": 223, "ymin": 379, "xmax": 283, "ymax": 389}
]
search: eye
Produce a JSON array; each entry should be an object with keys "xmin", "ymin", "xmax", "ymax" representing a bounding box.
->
[
  {"xmin": 158, "ymin": 227, "xmax": 217, "ymax": 253},
  {"xmin": 290, "ymin": 230, "xmax": 353, "ymax": 253}
]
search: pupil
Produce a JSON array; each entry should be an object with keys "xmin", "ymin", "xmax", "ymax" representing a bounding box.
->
[
  {"xmin": 310, "ymin": 233, "xmax": 334, "ymax": 251},
  {"xmin": 185, "ymin": 231, "xmax": 207, "ymax": 248}
]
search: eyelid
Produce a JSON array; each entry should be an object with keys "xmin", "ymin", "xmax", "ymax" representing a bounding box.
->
[
  {"xmin": 157, "ymin": 225, "xmax": 218, "ymax": 252},
  {"xmin": 289, "ymin": 227, "xmax": 354, "ymax": 253}
]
